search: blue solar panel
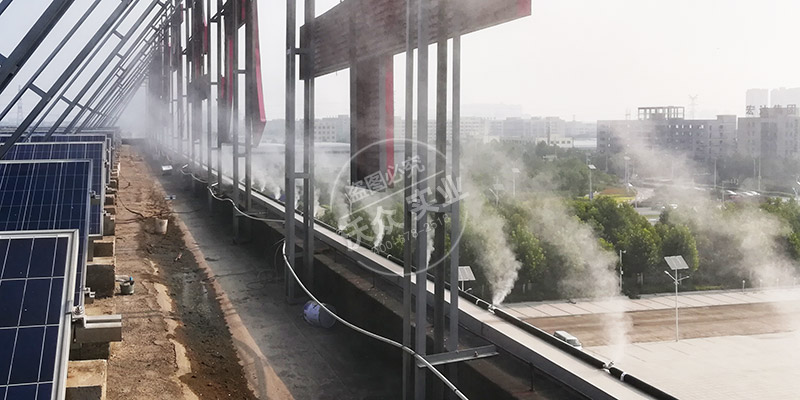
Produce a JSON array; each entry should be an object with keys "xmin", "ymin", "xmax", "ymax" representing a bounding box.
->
[
  {"xmin": 1, "ymin": 143, "xmax": 106, "ymax": 237},
  {"xmin": 0, "ymin": 160, "xmax": 91, "ymax": 307},
  {"xmin": 0, "ymin": 230, "xmax": 77, "ymax": 400},
  {"xmin": 0, "ymin": 135, "xmax": 112, "ymax": 182},
  {"xmin": 0, "ymin": 134, "xmax": 109, "ymax": 147}
]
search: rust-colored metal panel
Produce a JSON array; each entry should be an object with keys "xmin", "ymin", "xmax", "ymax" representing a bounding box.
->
[
  {"xmin": 301, "ymin": 0, "xmax": 531, "ymax": 78},
  {"xmin": 350, "ymin": 55, "xmax": 393, "ymax": 186}
]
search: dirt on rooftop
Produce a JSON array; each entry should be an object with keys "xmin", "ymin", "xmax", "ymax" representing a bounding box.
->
[{"xmin": 98, "ymin": 145, "xmax": 259, "ymax": 399}]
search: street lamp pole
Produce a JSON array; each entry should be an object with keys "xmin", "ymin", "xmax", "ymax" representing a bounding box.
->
[
  {"xmin": 664, "ymin": 269, "xmax": 690, "ymax": 342},
  {"xmin": 619, "ymin": 250, "xmax": 626, "ymax": 293}
]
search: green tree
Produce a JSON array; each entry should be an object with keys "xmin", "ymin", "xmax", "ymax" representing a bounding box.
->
[
  {"xmin": 658, "ymin": 224, "xmax": 700, "ymax": 272},
  {"xmin": 621, "ymin": 227, "xmax": 660, "ymax": 276}
]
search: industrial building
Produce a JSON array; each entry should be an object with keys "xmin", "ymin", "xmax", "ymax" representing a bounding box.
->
[
  {"xmin": 599, "ymin": 106, "xmax": 742, "ymax": 162},
  {"xmin": 738, "ymin": 105, "xmax": 800, "ymax": 159}
]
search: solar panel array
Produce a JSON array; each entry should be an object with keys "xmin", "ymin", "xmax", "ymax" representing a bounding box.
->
[
  {"xmin": 0, "ymin": 131, "xmax": 118, "ymax": 399},
  {"xmin": 0, "ymin": 135, "xmax": 113, "ymax": 184},
  {"xmin": 0, "ymin": 230, "xmax": 77, "ymax": 400},
  {"xmin": 1, "ymin": 143, "xmax": 106, "ymax": 237},
  {"xmin": 0, "ymin": 160, "xmax": 92, "ymax": 306}
]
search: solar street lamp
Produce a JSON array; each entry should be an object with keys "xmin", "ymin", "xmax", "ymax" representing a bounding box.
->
[
  {"xmin": 664, "ymin": 256, "xmax": 690, "ymax": 342},
  {"xmin": 458, "ymin": 266, "xmax": 476, "ymax": 291}
]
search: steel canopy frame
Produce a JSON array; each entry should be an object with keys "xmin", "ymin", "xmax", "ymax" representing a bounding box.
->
[
  {"xmin": 103, "ymin": 72, "xmax": 149, "ymax": 127},
  {"xmin": 63, "ymin": 13, "xmax": 163, "ymax": 134},
  {"xmin": 0, "ymin": 0, "xmax": 136, "ymax": 159},
  {"xmin": 77, "ymin": 37, "xmax": 159, "ymax": 130},
  {"xmin": 0, "ymin": 0, "xmax": 12, "ymax": 17},
  {"xmin": 0, "ymin": 0, "xmax": 104, "ymax": 123},
  {"xmin": 78, "ymin": 32, "xmax": 159, "ymax": 123},
  {"xmin": 47, "ymin": 1, "xmax": 165, "ymax": 136},
  {"xmin": 95, "ymin": 63, "xmax": 150, "ymax": 127},
  {"xmin": 0, "ymin": 0, "xmax": 76, "ymax": 94},
  {"xmin": 27, "ymin": 0, "xmax": 147, "ymax": 134},
  {"xmin": 86, "ymin": 51, "xmax": 155, "ymax": 129},
  {"xmin": 135, "ymin": 1, "xmax": 523, "ymax": 398}
]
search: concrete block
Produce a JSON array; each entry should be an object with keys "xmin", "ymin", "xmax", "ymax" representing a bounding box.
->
[
  {"xmin": 103, "ymin": 205, "xmax": 116, "ymax": 215},
  {"xmin": 86, "ymin": 258, "xmax": 115, "ymax": 298},
  {"xmin": 69, "ymin": 343, "xmax": 110, "ymax": 361},
  {"xmin": 103, "ymin": 214, "xmax": 115, "ymax": 236},
  {"xmin": 105, "ymin": 187, "xmax": 117, "ymax": 196},
  {"xmin": 104, "ymin": 194, "xmax": 115, "ymax": 206},
  {"xmin": 109, "ymin": 178, "xmax": 118, "ymax": 189},
  {"xmin": 66, "ymin": 360, "xmax": 107, "ymax": 400},
  {"xmin": 92, "ymin": 239, "xmax": 114, "ymax": 258}
]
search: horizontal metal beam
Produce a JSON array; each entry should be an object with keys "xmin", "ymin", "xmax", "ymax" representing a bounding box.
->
[
  {"xmin": 416, "ymin": 345, "xmax": 498, "ymax": 368},
  {"xmin": 29, "ymin": 83, "xmax": 46, "ymax": 97}
]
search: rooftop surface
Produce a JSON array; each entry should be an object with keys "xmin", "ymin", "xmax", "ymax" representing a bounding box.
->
[
  {"xmin": 503, "ymin": 287, "xmax": 800, "ymax": 318},
  {"xmin": 589, "ymin": 331, "xmax": 800, "ymax": 400},
  {"xmin": 506, "ymin": 288, "xmax": 800, "ymax": 400}
]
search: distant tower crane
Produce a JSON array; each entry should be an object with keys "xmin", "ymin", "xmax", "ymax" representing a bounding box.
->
[{"xmin": 15, "ymin": 85, "xmax": 23, "ymax": 125}]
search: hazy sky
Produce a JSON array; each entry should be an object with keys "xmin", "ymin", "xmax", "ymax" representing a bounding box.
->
[{"xmin": 3, "ymin": 0, "xmax": 800, "ymax": 126}]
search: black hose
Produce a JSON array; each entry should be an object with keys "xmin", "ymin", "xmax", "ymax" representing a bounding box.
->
[
  {"xmin": 459, "ymin": 290, "xmax": 678, "ymax": 399},
  {"xmin": 202, "ymin": 170, "xmax": 678, "ymax": 399},
  {"xmin": 609, "ymin": 367, "xmax": 678, "ymax": 400}
]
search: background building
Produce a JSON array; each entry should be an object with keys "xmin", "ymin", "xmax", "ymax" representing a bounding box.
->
[
  {"xmin": 315, "ymin": 115, "xmax": 350, "ymax": 142},
  {"xmin": 746, "ymin": 88, "xmax": 769, "ymax": 114},
  {"xmin": 770, "ymin": 87, "xmax": 800, "ymax": 108},
  {"xmin": 598, "ymin": 106, "xmax": 737, "ymax": 162},
  {"xmin": 737, "ymin": 105, "xmax": 800, "ymax": 159}
]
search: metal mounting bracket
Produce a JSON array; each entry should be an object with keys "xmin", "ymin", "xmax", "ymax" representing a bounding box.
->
[
  {"xmin": 415, "ymin": 345, "xmax": 498, "ymax": 368},
  {"xmin": 74, "ymin": 314, "xmax": 123, "ymax": 344}
]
